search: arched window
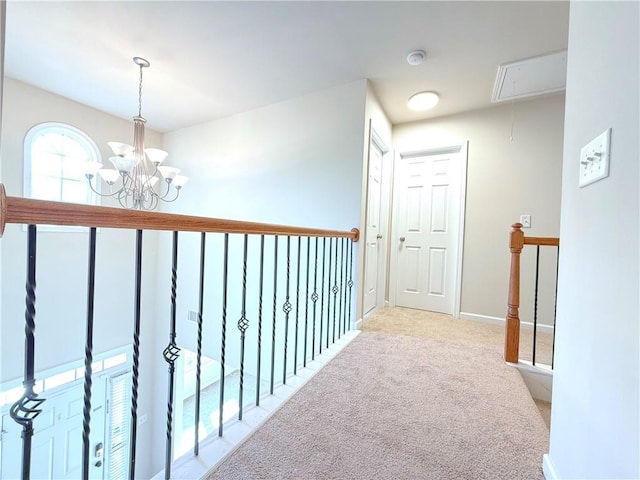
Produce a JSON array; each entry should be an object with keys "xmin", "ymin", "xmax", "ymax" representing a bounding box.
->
[{"xmin": 24, "ymin": 123, "xmax": 101, "ymax": 204}]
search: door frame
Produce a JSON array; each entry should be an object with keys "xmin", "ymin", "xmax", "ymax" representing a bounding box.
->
[
  {"xmin": 361, "ymin": 122, "xmax": 391, "ymax": 317},
  {"xmin": 388, "ymin": 142, "xmax": 468, "ymax": 318}
]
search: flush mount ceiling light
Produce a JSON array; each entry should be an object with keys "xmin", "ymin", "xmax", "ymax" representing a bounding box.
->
[
  {"xmin": 406, "ymin": 50, "xmax": 426, "ymax": 66},
  {"xmin": 407, "ymin": 91, "xmax": 440, "ymax": 111}
]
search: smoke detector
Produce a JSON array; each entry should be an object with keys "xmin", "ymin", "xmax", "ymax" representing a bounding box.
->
[{"xmin": 407, "ymin": 50, "xmax": 426, "ymax": 66}]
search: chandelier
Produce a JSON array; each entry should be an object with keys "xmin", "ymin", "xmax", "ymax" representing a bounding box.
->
[{"xmin": 86, "ymin": 57, "xmax": 187, "ymax": 210}]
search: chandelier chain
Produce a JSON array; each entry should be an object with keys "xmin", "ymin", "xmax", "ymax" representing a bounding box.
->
[{"xmin": 138, "ymin": 64, "xmax": 144, "ymax": 118}]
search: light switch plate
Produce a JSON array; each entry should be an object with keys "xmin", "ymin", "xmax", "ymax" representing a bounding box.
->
[
  {"xmin": 520, "ymin": 215, "xmax": 531, "ymax": 228},
  {"xmin": 579, "ymin": 128, "xmax": 611, "ymax": 187}
]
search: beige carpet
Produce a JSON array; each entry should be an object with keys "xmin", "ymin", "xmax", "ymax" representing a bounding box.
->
[
  {"xmin": 362, "ymin": 307, "xmax": 554, "ymax": 366},
  {"xmin": 205, "ymin": 308, "xmax": 549, "ymax": 479}
]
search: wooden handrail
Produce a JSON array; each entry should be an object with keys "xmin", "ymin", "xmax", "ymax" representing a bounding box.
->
[
  {"xmin": 504, "ymin": 222, "xmax": 559, "ymax": 363},
  {"xmin": 0, "ymin": 184, "xmax": 359, "ymax": 241}
]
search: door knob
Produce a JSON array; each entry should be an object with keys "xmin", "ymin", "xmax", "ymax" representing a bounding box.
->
[
  {"xmin": 376, "ymin": 234, "xmax": 383, "ymax": 239},
  {"xmin": 399, "ymin": 236, "xmax": 406, "ymax": 242}
]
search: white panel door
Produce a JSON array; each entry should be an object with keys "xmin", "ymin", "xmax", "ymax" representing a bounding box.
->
[
  {"xmin": 363, "ymin": 139, "xmax": 384, "ymax": 314},
  {"xmin": 1, "ymin": 382, "xmax": 106, "ymax": 480},
  {"xmin": 394, "ymin": 152, "xmax": 461, "ymax": 313}
]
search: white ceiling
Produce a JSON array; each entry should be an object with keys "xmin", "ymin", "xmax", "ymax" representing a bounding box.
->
[{"xmin": 4, "ymin": 1, "xmax": 569, "ymax": 133}]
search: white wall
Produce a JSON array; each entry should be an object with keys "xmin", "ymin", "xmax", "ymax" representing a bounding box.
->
[
  {"xmin": 0, "ymin": 78, "xmax": 163, "ymax": 478},
  {"xmin": 545, "ymin": 2, "xmax": 639, "ymax": 479},
  {"xmin": 393, "ymin": 95, "xmax": 565, "ymax": 325}
]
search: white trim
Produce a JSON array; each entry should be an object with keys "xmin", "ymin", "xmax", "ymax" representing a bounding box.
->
[
  {"xmin": 542, "ymin": 454, "xmax": 560, "ymax": 480},
  {"xmin": 459, "ymin": 311, "xmax": 555, "ymax": 334},
  {"xmin": 155, "ymin": 330, "xmax": 361, "ymax": 480},
  {"xmin": 453, "ymin": 141, "xmax": 468, "ymax": 318},
  {"xmin": 362, "ymin": 123, "xmax": 391, "ymax": 315},
  {"xmin": 491, "ymin": 50, "xmax": 567, "ymax": 103},
  {"xmin": 354, "ymin": 317, "xmax": 363, "ymax": 330}
]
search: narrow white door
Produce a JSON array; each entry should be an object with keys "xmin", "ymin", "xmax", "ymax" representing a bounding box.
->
[
  {"xmin": 393, "ymin": 150, "xmax": 462, "ymax": 314},
  {"xmin": 363, "ymin": 136, "xmax": 385, "ymax": 315}
]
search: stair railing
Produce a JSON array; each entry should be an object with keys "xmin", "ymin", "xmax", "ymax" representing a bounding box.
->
[
  {"xmin": 0, "ymin": 183, "xmax": 359, "ymax": 480},
  {"xmin": 504, "ymin": 222, "xmax": 559, "ymax": 365}
]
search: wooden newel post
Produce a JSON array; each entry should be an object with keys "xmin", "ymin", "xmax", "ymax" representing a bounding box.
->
[{"xmin": 505, "ymin": 223, "xmax": 524, "ymax": 363}]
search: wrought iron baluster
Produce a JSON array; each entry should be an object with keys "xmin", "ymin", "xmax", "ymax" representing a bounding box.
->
[
  {"xmin": 319, "ymin": 238, "xmax": 326, "ymax": 353},
  {"xmin": 82, "ymin": 228, "xmax": 97, "ymax": 480},
  {"xmin": 238, "ymin": 234, "xmax": 250, "ymax": 420},
  {"xmin": 129, "ymin": 229, "xmax": 143, "ymax": 480},
  {"xmin": 552, "ymin": 247, "xmax": 560, "ymax": 369},
  {"xmin": 326, "ymin": 237, "xmax": 333, "ymax": 348},
  {"xmin": 294, "ymin": 237, "xmax": 301, "ymax": 374},
  {"xmin": 332, "ymin": 237, "xmax": 339, "ymax": 344},
  {"xmin": 256, "ymin": 235, "xmax": 265, "ymax": 406},
  {"xmin": 163, "ymin": 231, "xmax": 181, "ymax": 480},
  {"xmin": 218, "ymin": 234, "xmax": 229, "ymax": 436},
  {"xmin": 270, "ymin": 236, "xmax": 279, "ymax": 395},
  {"xmin": 347, "ymin": 239, "xmax": 354, "ymax": 331},
  {"xmin": 194, "ymin": 232, "xmax": 206, "ymax": 456},
  {"xmin": 282, "ymin": 236, "xmax": 292, "ymax": 385},
  {"xmin": 337, "ymin": 237, "xmax": 344, "ymax": 339},
  {"xmin": 303, "ymin": 237, "xmax": 311, "ymax": 367},
  {"xmin": 11, "ymin": 225, "xmax": 45, "ymax": 480},
  {"xmin": 533, "ymin": 245, "xmax": 540, "ymax": 366},
  {"xmin": 311, "ymin": 238, "xmax": 319, "ymax": 360},
  {"xmin": 342, "ymin": 238, "xmax": 349, "ymax": 335}
]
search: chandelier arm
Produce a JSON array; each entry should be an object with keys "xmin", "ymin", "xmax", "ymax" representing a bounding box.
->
[
  {"xmin": 160, "ymin": 188, "xmax": 181, "ymax": 203},
  {"xmin": 85, "ymin": 176, "xmax": 126, "ymax": 198}
]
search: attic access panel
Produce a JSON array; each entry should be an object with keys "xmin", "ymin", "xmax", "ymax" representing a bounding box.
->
[{"xmin": 492, "ymin": 50, "xmax": 567, "ymax": 103}]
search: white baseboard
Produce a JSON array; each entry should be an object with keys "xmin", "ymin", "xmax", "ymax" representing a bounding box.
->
[
  {"xmin": 459, "ymin": 312, "xmax": 554, "ymax": 334},
  {"xmin": 542, "ymin": 453, "xmax": 559, "ymax": 480},
  {"xmin": 354, "ymin": 317, "xmax": 363, "ymax": 330}
]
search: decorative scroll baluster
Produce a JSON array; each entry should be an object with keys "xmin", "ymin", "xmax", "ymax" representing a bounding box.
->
[
  {"xmin": 326, "ymin": 238, "xmax": 332, "ymax": 348},
  {"xmin": 218, "ymin": 234, "xmax": 229, "ymax": 436},
  {"xmin": 294, "ymin": 237, "xmax": 301, "ymax": 374},
  {"xmin": 552, "ymin": 248, "xmax": 559, "ymax": 368},
  {"xmin": 532, "ymin": 245, "xmax": 540, "ymax": 366},
  {"xmin": 270, "ymin": 236, "xmax": 278, "ymax": 395},
  {"xmin": 82, "ymin": 228, "xmax": 97, "ymax": 480},
  {"xmin": 256, "ymin": 235, "xmax": 265, "ymax": 406},
  {"xmin": 282, "ymin": 236, "xmax": 292, "ymax": 385},
  {"xmin": 319, "ymin": 238, "xmax": 326, "ymax": 354},
  {"xmin": 342, "ymin": 238, "xmax": 349, "ymax": 334},
  {"xmin": 332, "ymin": 238, "xmax": 339, "ymax": 343},
  {"xmin": 303, "ymin": 237, "xmax": 311, "ymax": 367},
  {"xmin": 311, "ymin": 238, "xmax": 319, "ymax": 360},
  {"xmin": 194, "ymin": 232, "xmax": 206, "ymax": 456},
  {"xmin": 129, "ymin": 229, "xmax": 143, "ymax": 480},
  {"xmin": 163, "ymin": 231, "xmax": 181, "ymax": 480},
  {"xmin": 11, "ymin": 225, "xmax": 45, "ymax": 480},
  {"xmin": 347, "ymin": 239, "xmax": 354, "ymax": 330},
  {"xmin": 238, "ymin": 234, "xmax": 250, "ymax": 420},
  {"xmin": 337, "ymin": 237, "xmax": 344, "ymax": 339}
]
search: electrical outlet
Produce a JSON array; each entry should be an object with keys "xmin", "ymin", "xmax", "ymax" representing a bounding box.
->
[
  {"xmin": 579, "ymin": 128, "xmax": 611, "ymax": 187},
  {"xmin": 139, "ymin": 414, "xmax": 147, "ymax": 425},
  {"xmin": 187, "ymin": 309, "xmax": 198, "ymax": 323},
  {"xmin": 520, "ymin": 215, "xmax": 531, "ymax": 228}
]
